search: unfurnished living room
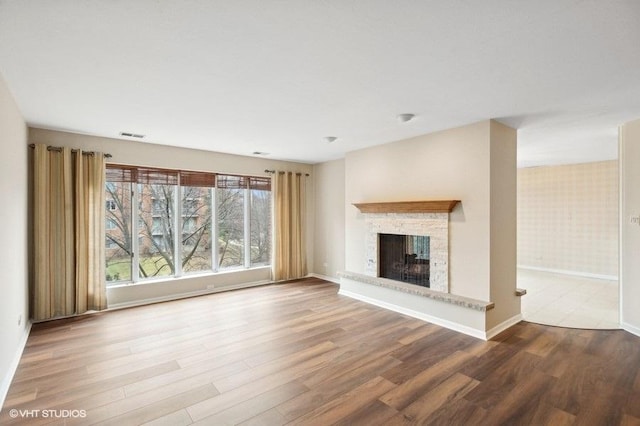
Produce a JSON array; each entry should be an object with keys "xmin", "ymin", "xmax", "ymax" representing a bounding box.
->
[{"xmin": 1, "ymin": 1, "xmax": 640, "ymax": 425}]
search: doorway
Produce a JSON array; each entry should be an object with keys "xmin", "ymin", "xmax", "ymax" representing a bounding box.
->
[{"xmin": 517, "ymin": 160, "xmax": 620, "ymax": 329}]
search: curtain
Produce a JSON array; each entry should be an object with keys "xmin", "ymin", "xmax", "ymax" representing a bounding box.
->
[
  {"xmin": 33, "ymin": 144, "xmax": 107, "ymax": 321},
  {"xmin": 272, "ymin": 171, "xmax": 307, "ymax": 281}
]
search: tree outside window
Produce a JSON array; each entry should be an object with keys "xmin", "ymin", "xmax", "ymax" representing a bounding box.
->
[
  {"xmin": 105, "ymin": 181, "xmax": 132, "ymax": 282},
  {"xmin": 181, "ymin": 186, "xmax": 212, "ymax": 273}
]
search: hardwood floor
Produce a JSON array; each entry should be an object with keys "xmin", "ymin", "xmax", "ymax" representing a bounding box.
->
[{"xmin": 2, "ymin": 278, "xmax": 640, "ymax": 425}]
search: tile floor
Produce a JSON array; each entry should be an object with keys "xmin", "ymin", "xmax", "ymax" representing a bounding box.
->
[{"xmin": 518, "ymin": 268, "xmax": 619, "ymax": 329}]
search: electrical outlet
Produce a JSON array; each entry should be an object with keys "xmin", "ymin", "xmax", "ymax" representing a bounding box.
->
[{"xmin": 631, "ymin": 215, "xmax": 640, "ymax": 225}]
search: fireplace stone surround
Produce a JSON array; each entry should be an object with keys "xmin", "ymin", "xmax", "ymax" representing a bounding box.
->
[
  {"xmin": 354, "ymin": 200, "xmax": 460, "ymax": 293},
  {"xmin": 340, "ymin": 200, "xmax": 497, "ymax": 337},
  {"xmin": 364, "ymin": 212, "xmax": 449, "ymax": 292}
]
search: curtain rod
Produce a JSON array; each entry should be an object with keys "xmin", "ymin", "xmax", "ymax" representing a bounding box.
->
[
  {"xmin": 29, "ymin": 143, "xmax": 113, "ymax": 158},
  {"xmin": 264, "ymin": 169, "xmax": 310, "ymax": 176}
]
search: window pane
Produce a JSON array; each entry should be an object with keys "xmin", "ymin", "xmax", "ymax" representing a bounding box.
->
[
  {"xmin": 138, "ymin": 183, "xmax": 175, "ymax": 278},
  {"xmin": 181, "ymin": 186, "xmax": 212, "ymax": 273},
  {"xmin": 250, "ymin": 189, "xmax": 271, "ymax": 266},
  {"xmin": 105, "ymin": 181, "xmax": 132, "ymax": 283},
  {"xmin": 217, "ymin": 187, "xmax": 244, "ymax": 269}
]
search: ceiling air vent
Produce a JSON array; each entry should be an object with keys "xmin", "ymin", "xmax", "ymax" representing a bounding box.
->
[{"xmin": 120, "ymin": 132, "xmax": 145, "ymax": 139}]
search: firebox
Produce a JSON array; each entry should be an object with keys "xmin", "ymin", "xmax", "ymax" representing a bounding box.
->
[{"xmin": 378, "ymin": 233, "xmax": 430, "ymax": 287}]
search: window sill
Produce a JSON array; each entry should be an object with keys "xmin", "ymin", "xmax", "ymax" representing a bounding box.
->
[
  {"xmin": 106, "ymin": 266, "xmax": 273, "ymax": 309},
  {"xmin": 106, "ymin": 265, "xmax": 271, "ymax": 289}
]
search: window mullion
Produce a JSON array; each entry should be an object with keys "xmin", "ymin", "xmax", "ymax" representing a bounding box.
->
[
  {"xmin": 132, "ymin": 184, "xmax": 140, "ymax": 283},
  {"xmin": 212, "ymin": 186, "xmax": 219, "ymax": 272},
  {"xmin": 244, "ymin": 187, "xmax": 251, "ymax": 268},
  {"xmin": 174, "ymin": 184, "xmax": 182, "ymax": 277}
]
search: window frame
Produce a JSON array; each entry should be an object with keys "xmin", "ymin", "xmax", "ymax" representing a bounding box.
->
[{"xmin": 105, "ymin": 165, "xmax": 272, "ymax": 286}]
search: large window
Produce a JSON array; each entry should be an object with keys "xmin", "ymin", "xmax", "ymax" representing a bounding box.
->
[{"xmin": 105, "ymin": 165, "xmax": 271, "ymax": 285}]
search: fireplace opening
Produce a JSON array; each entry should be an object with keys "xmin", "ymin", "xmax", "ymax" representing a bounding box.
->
[{"xmin": 378, "ymin": 233, "xmax": 430, "ymax": 287}]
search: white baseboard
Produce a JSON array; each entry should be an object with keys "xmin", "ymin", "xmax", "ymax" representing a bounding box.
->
[
  {"xmin": 517, "ymin": 265, "xmax": 618, "ymax": 281},
  {"xmin": 338, "ymin": 288, "xmax": 487, "ymax": 340},
  {"xmin": 621, "ymin": 321, "xmax": 640, "ymax": 338},
  {"xmin": 107, "ymin": 280, "xmax": 272, "ymax": 310},
  {"xmin": 486, "ymin": 314, "xmax": 523, "ymax": 340},
  {"xmin": 307, "ymin": 273, "xmax": 340, "ymax": 284},
  {"xmin": 1, "ymin": 321, "xmax": 31, "ymax": 410}
]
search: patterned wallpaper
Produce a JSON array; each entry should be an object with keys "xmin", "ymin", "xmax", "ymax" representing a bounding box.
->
[{"xmin": 517, "ymin": 160, "xmax": 619, "ymax": 277}]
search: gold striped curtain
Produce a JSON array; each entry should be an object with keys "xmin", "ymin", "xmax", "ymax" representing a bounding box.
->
[
  {"xmin": 33, "ymin": 144, "xmax": 107, "ymax": 321},
  {"xmin": 272, "ymin": 171, "xmax": 307, "ymax": 281}
]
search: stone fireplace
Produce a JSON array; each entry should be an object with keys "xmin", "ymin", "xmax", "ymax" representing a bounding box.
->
[
  {"xmin": 362, "ymin": 211, "xmax": 449, "ymax": 292},
  {"xmin": 353, "ymin": 200, "xmax": 459, "ymax": 293},
  {"xmin": 339, "ymin": 200, "xmax": 501, "ymax": 339}
]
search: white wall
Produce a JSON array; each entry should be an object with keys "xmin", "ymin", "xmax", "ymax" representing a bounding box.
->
[
  {"xmin": 0, "ymin": 73, "xmax": 29, "ymax": 408},
  {"xmin": 344, "ymin": 120, "xmax": 519, "ymax": 335},
  {"xmin": 311, "ymin": 159, "xmax": 345, "ymax": 281},
  {"xmin": 29, "ymin": 128, "xmax": 315, "ymax": 306},
  {"xmin": 620, "ymin": 118, "xmax": 640, "ymax": 336}
]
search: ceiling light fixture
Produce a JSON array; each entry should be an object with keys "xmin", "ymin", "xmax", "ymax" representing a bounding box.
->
[
  {"xmin": 397, "ymin": 113, "xmax": 415, "ymax": 123},
  {"xmin": 120, "ymin": 131, "xmax": 145, "ymax": 139},
  {"xmin": 324, "ymin": 136, "xmax": 337, "ymax": 143}
]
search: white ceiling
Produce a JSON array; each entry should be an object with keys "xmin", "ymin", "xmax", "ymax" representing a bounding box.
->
[{"xmin": 1, "ymin": 1, "xmax": 639, "ymax": 167}]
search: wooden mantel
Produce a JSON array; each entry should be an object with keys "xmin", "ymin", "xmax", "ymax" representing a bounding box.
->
[{"xmin": 353, "ymin": 200, "xmax": 460, "ymax": 214}]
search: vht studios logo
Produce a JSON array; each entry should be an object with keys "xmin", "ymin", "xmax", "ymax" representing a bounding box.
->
[{"xmin": 9, "ymin": 409, "xmax": 87, "ymax": 419}]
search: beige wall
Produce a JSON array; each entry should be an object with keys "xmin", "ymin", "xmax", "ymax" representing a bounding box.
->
[
  {"xmin": 344, "ymin": 120, "xmax": 519, "ymax": 334},
  {"xmin": 311, "ymin": 159, "xmax": 345, "ymax": 281},
  {"xmin": 28, "ymin": 128, "xmax": 314, "ymax": 306},
  {"xmin": 620, "ymin": 118, "xmax": 640, "ymax": 336},
  {"xmin": 0, "ymin": 73, "xmax": 29, "ymax": 405},
  {"xmin": 346, "ymin": 121, "xmax": 491, "ymax": 300},
  {"xmin": 518, "ymin": 160, "xmax": 619, "ymax": 278},
  {"xmin": 488, "ymin": 121, "xmax": 519, "ymax": 329},
  {"xmin": 29, "ymin": 128, "xmax": 314, "ymax": 177}
]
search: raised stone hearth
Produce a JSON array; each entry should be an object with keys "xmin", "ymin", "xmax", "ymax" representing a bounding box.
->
[{"xmin": 338, "ymin": 271, "xmax": 494, "ymax": 311}]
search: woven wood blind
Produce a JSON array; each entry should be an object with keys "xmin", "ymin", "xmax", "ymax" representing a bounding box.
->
[
  {"xmin": 217, "ymin": 174, "xmax": 248, "ymax": 189},
  {"xmin": 248, "ymin": 177, "xmax": 271, "ymax": 191},
  {"xmin": 106, "ymin": 165, "xmax": 269, "ymax": 191},
  {"xmin": 105, "ymin": 165, "xmax": 179, "ymax": 185},
  {"xmin": 180, "ymin": 170, "xmax": 217, "ymax": 188},
  {"xmin": 136, "ymin": 167, "xmax": 179, "ymax": 185},
  {"xmin": 105, "ymin": 165, "xmax": 137, "ymax": 183},
  {"xmin": 217, "ymin": 175, "xmax": 272, "ymax": 191}
]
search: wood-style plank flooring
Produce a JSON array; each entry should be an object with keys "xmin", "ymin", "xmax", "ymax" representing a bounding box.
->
[{"xmin": 2, "ymin": 278, "xmax": 640, "ymax": 425}]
